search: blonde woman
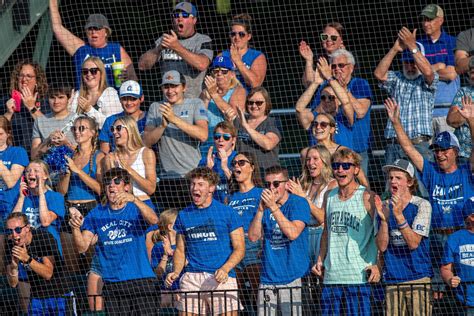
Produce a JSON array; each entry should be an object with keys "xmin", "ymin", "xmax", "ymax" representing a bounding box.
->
[{"xmin": 70, "ymin": 56, "xmax": 122, "ymax": 128}]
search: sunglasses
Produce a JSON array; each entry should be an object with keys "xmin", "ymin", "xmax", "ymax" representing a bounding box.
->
[
  {"xmin": 71, "ymin": 125, "xmax": 89, "ymax": 133},
  {"xmin": 331, "ymin": 63, "xmax": 350, "ymax": 70},
  {"xmin": 81, "ymin": 67, "xmax": 100, "ymax": 76},
  {"xmin": 110, "ymin": 125, "xmax": 127, "ymax": 133},
  {"xmin": 232, "ymin": 159, "xmax": 251, "ymax": 167},
  {"xmin": 230, "ymin": 31, "xmax": 247, "ymax": 38},
  {"xmin": 331, "ymin": 162, "xmax": 355, "ymax": 170},
  {"xmin": 212, "ymin": 68, "xmax": 230, "ymax": 75},
  {"xmin": 214, "ymin": 133, "xmax": 232, "ymax": 141},
  {"xmin": 314, "ymin": 121, "xmax": 330, "ymax": 129},
  {"xmin": 105, "ymin": 177, "xmax": 125, "ymax": 186},
  {"xmin": 265, "ymin": 180, "xmax": 288, "ymax": 189},
  {"xmin": 172, "ymin": 11, "xmax": 193, "ymax": 19},
  {"xmin": 87, "ymin": 26, "xmax": 103, "ymax": 32},
  {"xmin": 247, "ymin": 100, "xmax": 265, "ymax": 107},
  {"xmin": 5, "ymin": 224, "xmax": 27, "ymax": 236},
  {"xmin": 320, "ymin": 94, "xmax": 336, "ymax": 102},
  {"xmin": 320, "ymin": 33, "xmax": 339, "ymax": 42}
]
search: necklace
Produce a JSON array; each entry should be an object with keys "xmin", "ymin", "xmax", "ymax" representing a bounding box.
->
[{"xmin": 338, "ymin": 185, "xmax": 358, "ymax": 200}]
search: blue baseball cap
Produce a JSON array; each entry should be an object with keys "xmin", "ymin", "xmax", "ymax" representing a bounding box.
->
[
  {"xmin": 174, "ymin": 2, "xmax": 198, "ymax": 17},
  {"xmin": 463, "ymin": 197, "xmax": 474, "ymax": 219},
  {"xmin": 401, "ymin": 42, "xmax": 425, "ymax": 62},
  {"xmin": 211, "ymin": 56, "xmax": 234, "ymax": 70},
  {"xmin": 119, "ymin": 80, "xmax": 142, "ymax": 98},
  {"xmin": 429, "ymin": 131, "xmax": 460, "ymax": 151}
]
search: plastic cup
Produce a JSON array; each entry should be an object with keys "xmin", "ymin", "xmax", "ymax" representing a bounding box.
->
[{"xmin": 112, "ymin": 61, "xmax": 125, "ymax": 88}]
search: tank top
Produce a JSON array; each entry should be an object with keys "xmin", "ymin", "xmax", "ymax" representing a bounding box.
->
[
  {"xmin": 323, "ymin": 185, "xmax": 377, "ymax": 284},
  {"xmin": 67, "ymin": 151, "xmax": 99, "ymax": 201},
  {"xmin": 119, "ymin": 147, "xmax": 147, "ymax": 197},
  {"xmin": 306, "ymin": 183, "xmax": 330, "ymax": 226},
  {"xmin": 222, "ymin": 48, "xmax": 263, "ymax": 92}
]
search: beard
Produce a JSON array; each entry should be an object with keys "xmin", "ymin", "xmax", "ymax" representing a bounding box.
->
[{"xmin": 403, "ymin": 67, "xmax": 421, "ymax": 80}]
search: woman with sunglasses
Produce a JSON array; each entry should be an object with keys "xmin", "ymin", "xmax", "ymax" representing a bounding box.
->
[
  {"xmin": 232, "ymin": 87, "xmax": 282, "ymax": 171},
  {"xmin": 228, "ymin": 151, "xmax": 263, "ymax": 314},
  {"xmin": 200, "ymin": 55, "xmax": 246, "ymax": 156},
  {"xmin": 49, "ymin": 0, "xmax": 136, "ymax": 89},
  {"xmin": 1, "ymin": 60, "xmax": 48, "ymax": 153},
  {"xmin": 221, "ymin": 14, "xmax": 267, "ymax": 92},
  {"xmin": 70, "ymin": 57, "xmax": 122, "ymax": 128},
  {"xmin": 299, "ymin": 22, "xmax": 345, "ymax": 87},
  {"xmin": 105, "ymin": 116, "xmax": 157, "ymax": 208},
  {"xmin": 198, "ymin": 121, "xmax": 238, "ymax": 203},
  {"xmin": 30, "ymin": 85, "xmax": 77, "ymax": 160}
]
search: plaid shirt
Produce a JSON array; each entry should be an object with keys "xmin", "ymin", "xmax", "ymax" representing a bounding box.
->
[
  {"xmin": 381, "ymin": 71, "xmax": 439, "ymax": 139},
  {"xmin": 451, "ymin": 86, "xmax": 474, "ymax": 158}
]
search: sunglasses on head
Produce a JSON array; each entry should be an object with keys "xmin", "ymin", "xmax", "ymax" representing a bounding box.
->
[
  {"xmin": 331, "ymin": 162, "xmax": 355, "ymax": 170},
  {"xmin": 71, "ymin": 125, "xmax": 89, "ymax": 133},
  {"xmin": 105, "ymin": 177, "xmax": 125, "ymax": 186},
  {"xmin": 320, "ymin": 94, "xmax": 336, "ymax": 102},
  {"xmin": 320, "ymin": 33, "xmax": 339, "ymax": 42},
  {"xmin": 230, "ymin": 31, "xmax": 247, "ymax": 38},
  {"xmin": 81, "ymin": 67, "xmax": 100, "ymax": 76},
  {"xmin": 314, "ymin": 121, "xmax": 330, "ymax": 129},
  {"xmin": 214, "ymin": 133, "xmax": 232, "ymax": 141},
  {"xmin": 232, "ymin": 159, "xmax": 251, "ymax": 167},
  {"xmin": 331, "ymin": 63, "xmax": 350, "ymax": 70},
  {"xmin": 265, "ymin": 180, "xmax": 288, "ymax": 189},
  {"xmin": 212, "ymin": 68, "xmax": 229, "ymax": 75},
  {"xmin": 5, "ymin": 224, "xmax": 27, "ymax": 236},
  {"xmin": 172, "ymin": 11, "xmax": 193, "ymax": 19},
  {"xmin": 247, "ymin": 100, "xmax": 264, "ymax": 107},
  {"xmin": 110, "ymin": 125, "xmax": 127, "ymax": 133}
]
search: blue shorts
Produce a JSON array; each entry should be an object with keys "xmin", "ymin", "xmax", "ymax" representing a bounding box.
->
[
  {"xmin": 321, "ymin": 284, "xmax": 371, "ymax": 316},
  {"xmin": 308, "ymin": 226, "xmax": 323, "ymax": 266},
  {"xmin": 89, "ymin": 254, "xmax": 102, "ymax": 277},
  {"xmin": 29, "ymin": 297, "xmax": 66, "ymax": 316},
  {"xmin": 236, "ymin": 236, "xmax": 261, "ymax": 271}
]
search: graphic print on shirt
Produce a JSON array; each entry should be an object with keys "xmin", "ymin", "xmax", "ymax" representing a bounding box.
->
[
  {"xmin": 228, "ymin": 197, "xmax": 258, "ymax": 217},
  {"xmin": 460, "ymin": 244, "xmax": 474, "ymax": 267},
  {"xmin": 101, "ymin": 219, "xmax": 133, "ymax": 246},
  {"xmin": 25, "ymin": 207, "xmax": 40, "ymax": 228},
  {"xmin": 269, "ymin": 213, "xmax": 288, "ymax": 250},
  {"xmin": 185, "ymin": 219, "xmax": 218, "ymax": 242},
  {"xmin": 162, "ymin": 49, "xmax": 183, "ymax": 61},
  {"xmin": 329, "ymin": 210, "xmax": 362, "ymax": 234},
  {"xmin": 432, "ymin": 183, "xmax": 464, "ymax": 214},
  {"xmin": 389, "ymin": 229, "xmax": 407, "ymax": 247}
]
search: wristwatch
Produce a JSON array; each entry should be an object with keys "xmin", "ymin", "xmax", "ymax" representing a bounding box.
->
[
  {"xmin": 29, "ymin": 107, "xmax": 38, "ymax": 114},
  {"xmin": 411, "ymin": 47, "xmax": 419, "ymax": 55}
]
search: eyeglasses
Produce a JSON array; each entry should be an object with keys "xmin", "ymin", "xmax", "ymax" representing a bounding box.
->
[
  {"xmin": 314, "ymin": 121, "xmax": 330, "ymax": 129},
  {"xmin": 212, "ymin": 68, "xmax": 229, "ymax": 75},
  {"xmin": 110, "ymin": 125, "xmax": 127, "ymax": 133},
  {"xmin": 264, "ymin": 180, "xmax": 288, "ymax": 189},
  {"xmin": 320, "ymin": 33, "xmax": 339, "ymax": 42},
  {"xmin": 71, "ymin": 125, "xmax": 90, "ymax": 133},
  {"xmin": 17, "ymin": 74, "xmax": 36, "ymax": 80},
  {"xmin": 105, "ymin": 177, "xmax": 124, "ymax": 186},
  {"xmin": 331, "ymin": 63, "xmax": 350, "ymax": 70},
  {"xmin": 230, "ymin": 31, "xmax": 247, "ymax": 38},
  {"xmin": 247, "ymin": 100, "xmax": 265, "ymax": 107},
  {"xmin": 172, "ymin": 11, "xmax": 193, "ymax": 19},
  {"xmin": 214, "ymin": 133, "xmax": 232, "ymax": 141},
  {"xmin": 5, "ymin": 224, "xmax": 27, "ymax": 236},
  {"xmin": 320, "ymin": 94, "xmax": 336, "ymax": 102},
  {"xmin": 232, "ymin": 159, "xmax": 251, "ymax": 167},
  {"xmin": 81, "ymin": 67, "xmax": 100, "ymax": 76},
  {"xmin": 331, "ymin": 162, "xmax": 355, "ymax": 170}
]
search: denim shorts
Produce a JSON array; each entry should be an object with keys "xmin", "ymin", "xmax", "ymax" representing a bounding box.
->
[
  {"xmin": 88, "ymin": 254, "xmax": 102, "ymax": 277},
  {"xmin": 236, "ymin": 236, "xmax": 261, "ymax": 271}
]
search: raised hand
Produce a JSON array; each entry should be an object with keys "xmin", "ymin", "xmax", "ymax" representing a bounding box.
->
[
  {"xmin": 230, "ymin": 43, "xmax": 242, "ymax": 64},
  {"xmin": 384, "ymin": 98, "xmax": 401, "ymax": 124},
  {"xmin": 20, "ymin": 86, "xmax": 38, "ymax": 111},
  {"xmin": 459, "ymin": 95, "xmax": 474, "ymax": 120},
  {"xmin": 261, "ymin": 188, "xmax": 278, "ymax": 210},
  {"xmin": 398, "ymin": 27, "xmax": 417, "ymax": 50},
  {"xmin": 287, "ymin": 177, "xmax": 305, "ymax": 197},
  {"xmin": 206, "ymin": 146, "xmax": 215, "ymax": 169},
  {"xmin": 299, "ymin": 41, "xmax": 314, "ymax": 61},
  {"xmin": 317, "ymin": 57, "xmax": 332, "ymax": 80},
  {"xmin": 161, "ymin": 30, "xmax": 181, "ymax": 51},
  {"xmin": 204, "ymin": 75, "xmax": 218, "ymax": 97}
]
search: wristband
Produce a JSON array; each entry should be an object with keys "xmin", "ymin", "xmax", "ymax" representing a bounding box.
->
[
  {"xmin": 398, "ymin": 221, "xmax": 409, "ymax": 230},
  {"xmin": 30, "ymin": 107, "xmax": 38, "ymax": 114},
  {"xmin": 25, "ymin": 256, "xmax": 33, "ymax": 265}
]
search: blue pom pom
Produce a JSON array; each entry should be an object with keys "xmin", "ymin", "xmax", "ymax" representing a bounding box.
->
[{"xmin": 44, "ymin": 146, "xmax": 74, "ymax": 174}]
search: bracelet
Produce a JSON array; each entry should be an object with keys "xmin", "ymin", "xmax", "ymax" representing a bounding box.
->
[
  {"xmin": 397, "ymin": 220, "xmax": 407, "ymax": 228},
  {"xmin": 30, "ymin": 107, "xmax": 38, "ymax": 114}
]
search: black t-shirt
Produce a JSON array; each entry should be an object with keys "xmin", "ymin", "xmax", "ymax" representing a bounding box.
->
[{"xmin": 5, "ymin": 229, "xmax": 66, "ymax": 298}]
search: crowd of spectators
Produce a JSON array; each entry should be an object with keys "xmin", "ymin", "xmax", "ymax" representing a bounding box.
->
[{"xmin": 0, "ymin": 1, "xmax": 473, "ymax": 315}]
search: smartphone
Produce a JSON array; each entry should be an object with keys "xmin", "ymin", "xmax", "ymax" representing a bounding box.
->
[
  {"xmin": 21, "ymin": 176, "xmax": 29, "ymax": 197},
  {"xmin": 11, "ymin": 90, "xmax": 21, "ymax": 113}
]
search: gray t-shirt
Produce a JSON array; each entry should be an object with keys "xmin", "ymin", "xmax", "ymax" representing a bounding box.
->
[
  {"xmin": 156, "ymin": 32, "xmax": 213, "ymax": 98},
  {"xmin": 146, "ymin": 98, "xmax": 208, "ymax": 178},
  {"xmin": 32, "ymin": 112, "xmax": 77, "ymax": 144},
  {"xmin": 456, "ymin": 27, "xmax": 474, "ymax": 54}
]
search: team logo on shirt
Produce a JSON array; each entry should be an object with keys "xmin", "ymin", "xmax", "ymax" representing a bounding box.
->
[
  {"xmin": 460, "ymin": 244, "xmax": 474, "ymax": 267},
  {"xmin": 186, "ymin": 220, "xmax": 217, "ymax": 241}
]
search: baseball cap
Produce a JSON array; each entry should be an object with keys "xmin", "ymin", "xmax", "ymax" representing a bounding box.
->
[
  {"xmin": 174, "ymin": 2, "xmax": 198, "ymax": 17},
  {"xmin": 462, "ymin": 197, "xmax": 474, "ymax": 219},
  {"xmin": 84, "ymin": 14, "xmax": 111, "ymax": 34},
  {"xmin": 161, "ymin": 70, "xmax": 185, "ymax": 86},
  {"xmin": 420, "ymin": 4, "xmax": 444, "ymax": 19},
  {"xmin": 382, "ymin": 159, "xmax": 415, "ymax": 178},
  {"xmin": 429, "ymin": 131, "xmax": 460, "ymax": 150},
  {"xmin": 401, "ymin": 42, "xmax": 425, "ymax": 62},
  {"xmin": 119, "ymin": 80, "xmax": 143, "ymax": 99},
  {"xmin": 211, "ymin": 56, "xmax": 234, "ymax": 70}
]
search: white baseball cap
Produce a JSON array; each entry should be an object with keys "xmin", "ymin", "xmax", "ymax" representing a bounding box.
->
[{"xmin": 119, "ymin": 80, "xmax": 143, "ymax": 99}]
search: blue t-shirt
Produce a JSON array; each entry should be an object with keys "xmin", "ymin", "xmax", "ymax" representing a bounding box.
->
[
  {"xmin": 442, "ymin": 229, "xmax": 474, "ymax": 307},
  {"xmin": 173, "ymin": 199, "xmax": 243, "ymax": 277},
  {"xmin": 99, "ymin": 111, "xmax": 148, "ymax": 152},
  {"xmin": 310, "ymin": 108, "xmax": 353, "ymax": 149},
  {"xmin": 309, "ymin": 77, "xmax": 372, "ymax": 152},
  {"xmin": 260, "ymin": 194, "xmax": 310, "ymax": 285},
  {"xmin": 20, "ymin": 190, "xmax": 65, "ymax": 256},
  {"xmin": 222, "ymin": 48, "xmax": 264, "ymax": 93},
  {"xmin": 198, "ymin": 151, "xmax": 237, "ymax": 203},
  {"xmin": 82, "ymin": 202, "xmax": 155, "ymax": 283},
  {"xmin": 0, "ymin": 146, "xmax": 29, "ymax": 218},
  {"xmin": 151, "ymin": 243, "xmax": 180, "ymax": 291},
  {"xmin": 379, "ymin": 199, "xmax": 432, "ymax": 283},
  {"xmin": 422, "ymin": 159, "xmax": 474, "ymax": 228},
  {"xmin": 73, "ymin": 43, "xmax": 121, "ymax": 89},
  {"xmin": 228, "ymin": 187, "xmax": 263, "ymax": 232}
]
